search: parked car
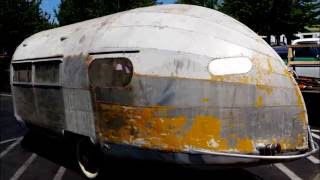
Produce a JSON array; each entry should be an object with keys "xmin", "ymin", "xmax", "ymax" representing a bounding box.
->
[{"xmin": 272, "ymin": 45, "xmax": 288, "ymax": 63}]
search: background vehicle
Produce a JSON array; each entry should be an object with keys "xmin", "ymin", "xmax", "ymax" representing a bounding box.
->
[
  {"xmin": 285, "ymin": 38, "xmax": 320, "ymax": 127},
  {"xmin": 272, "ymin": 45, "xmax": 288, "ymax": 63},
  {"xmin": 289, "ymin": 38, "xmax": 320, "ymax": 78}
]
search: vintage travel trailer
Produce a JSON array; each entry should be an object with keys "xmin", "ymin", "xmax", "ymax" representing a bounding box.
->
[{"xmin": 11, "ymin": 4, "xmax": 318, "ymax": 179}]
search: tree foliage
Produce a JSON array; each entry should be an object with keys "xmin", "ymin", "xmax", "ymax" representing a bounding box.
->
[
  {"xmin": 221, "ymin": 0, "xmax": 320, "ymax": 44},
  {"xmin": 0, "ymin": 0, "xmax": 54, "ymax": 92},
  {"xmin": 176, "ymin": 0, "xmax": 319, "ymax": 44},
  {"xmin": 0, "ymin": 0, "xmax": 54, "ymax": 56},
  {"xmin": 176, "ymin": 0, "xmax": 219, "ymax": 9},
  {"xmin": 56, "ymin": 0, "xmax": 157, "ymax": 26}
]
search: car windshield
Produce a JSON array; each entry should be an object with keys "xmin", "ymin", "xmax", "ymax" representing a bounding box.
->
[{"xmin": 294, "ymin": 47, "xmax": 320, "ymax": 60}]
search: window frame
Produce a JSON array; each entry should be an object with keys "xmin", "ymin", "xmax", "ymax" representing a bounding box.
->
[
  {"xmin": 12, "ymin": 61, "xmax": 33, "ymax": 85},
  {"xmin": 11, "ymin": 58, "xmax": 62, "ymax": 87}
]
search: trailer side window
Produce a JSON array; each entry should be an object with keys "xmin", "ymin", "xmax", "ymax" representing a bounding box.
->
[
  {"xmin": 34, "ymin": 61, "xmax": 60, "ymax": 84},
  {"xmin": 89, "ymin": 58, "xmax": 133, "ymax": 88},
  {"xmin": 13, "ymin": 63, "xmax": 32, "ymax": 82}
]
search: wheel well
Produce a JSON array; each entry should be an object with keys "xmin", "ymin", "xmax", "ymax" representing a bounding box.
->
[{"xmin": 62, "ymin": 130, "xmax": 97, "ymax": 145}]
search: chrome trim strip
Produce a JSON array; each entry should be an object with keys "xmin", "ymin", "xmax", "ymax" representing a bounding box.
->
[
  {"xmin": 12, "ymin": 55, "xmax": 63, "ymax": 62},
  {"xmin": 12, "ymin": 59, "xmax": 63, "ymax": 64},
  {"xmin": 189, "ymin": 142, "xmax": 318, "ymax": 160}
]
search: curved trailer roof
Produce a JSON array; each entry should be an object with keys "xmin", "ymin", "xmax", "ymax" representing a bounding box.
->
[{"xmin": 13, "ymin": 4, "xmax": 279, "ymax": 61}]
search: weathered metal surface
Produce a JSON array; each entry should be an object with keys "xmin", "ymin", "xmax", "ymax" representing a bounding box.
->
[
  {"xmin": 94, "ymin": 75, "xmax": 307, "ymax": 153},
  {"xmin": 61, "ymin": 54, "xmax": 96, "ymax": 138},
  {"xmin": 11, "ymin": 4, "xmax": 314, "ymax": 164},
  {"xmin": 63, "ymin": 88, "xmax": 95, "ymax": 138},
  {"xmin": 12, "ymin": 86, "xmax": 65, "ymax": 131}
]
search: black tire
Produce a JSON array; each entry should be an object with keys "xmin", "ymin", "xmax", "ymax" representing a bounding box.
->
[{"xmin": 76, "ymin": 138, "xmax": 100, "ymax": 179}]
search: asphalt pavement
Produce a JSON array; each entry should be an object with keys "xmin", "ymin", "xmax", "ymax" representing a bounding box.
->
[{"xmin": 1, "ymin": 94, "xmax": 319, "ymax": 180}]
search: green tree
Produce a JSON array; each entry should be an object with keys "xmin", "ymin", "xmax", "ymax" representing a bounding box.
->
[
  {"xmin": 176, "ymin": 0, "xmax": 219, "ymax": 9},
  {"xmin": 0, "ymin": 0, "xmax": 54, "ymax": 56},
  {"xmin": 0, "ymin": 0, "xmax": 54, "ymax": 93},
  {"xmin": 56, "ymin": 0, "xmax": 157, "ymax": 26},
  {"xmin": 221, "ymin": 0, "xmax": 320, "ymax": 44}
]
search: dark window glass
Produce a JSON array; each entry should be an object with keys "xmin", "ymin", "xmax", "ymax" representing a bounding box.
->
[
  {"xmin": 303, "ymin": 35, "xmax": 312, "ymax": 38},
  {"xmin": 34, "ymin": 61, "xmax": 60, "ymax": 84},
  {"xmin": 295, "ymin": 47, "xmax": 320, "ymax": 59},
  {"xmin": 89, "ymin": 58, "xmax": 133, "ymax": 87},
  {"xmin": 13, "ymin": 63, "xmax": 32, "ymax": 82}
]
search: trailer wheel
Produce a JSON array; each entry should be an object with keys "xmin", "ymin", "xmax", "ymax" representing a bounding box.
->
[{"xmin": 76, "ymin": 138, "xmax": 100, "ymax": 179}]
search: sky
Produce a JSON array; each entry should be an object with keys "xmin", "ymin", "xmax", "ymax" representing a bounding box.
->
[{"xmin": 40, "ymin": 0, "xmax": 176, "ymax": 22}]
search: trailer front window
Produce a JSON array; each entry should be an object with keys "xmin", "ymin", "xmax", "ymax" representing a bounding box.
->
[{"xmin": 89, "ymin": 58, "xmax": 133, "ymax": 88}]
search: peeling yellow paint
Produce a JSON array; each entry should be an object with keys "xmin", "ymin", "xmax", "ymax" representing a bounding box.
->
[
  {"xmin": 283, "ymin": 67, "xmax": 295, "ymax": 78},
  {"xmin": 96, "ymin": 104, "xmax": 233, "ymax": 152},
  {"xmin": 201, "ymin": 98, "xmax": 209, "ymax": 103},
  {"xmin": 210, "ymin": 75, "xmax": 225, "ymax": 82},
  {"xmin": 210, "ymin": 74, "xmax": 254, "ymax": 85},
  {"xmin": 256, "ymin": 96, "xmax": 264, "ymax": 108},
  {"xmin": 182, "ymin": 115, "xmax": 228, "ymax": 151},
  {"xmin": 256, "ymin": 134, "xmax": 308, "ymax": 152},
  {"xmin": 277, "ymin": 133, "xmax": 308, "ymax": 151},
  {"xmin": 97, "ymin": 104, "xmax": 187, "ymax": 150},
  {"xmin": 298, "ymin": 111, "xmax": 307, "ymax": 124},
  {"xmin": 96, "ymin": 102, "xmax": 308, "ymax": 154},
  {"xmin": 267, "ymin": 59, "xmax": 274, "ymax": 74},
  {"xmin": 235, "ymin": 138, "xmax": 254, "ymax": 153},
  {"xmin": 238, "ymin": 75, "xmax": 252, "ymax": 84},
  {"xmin": 256, "ymin": 84, "xmax": 273, "ymax": 95},
  {"xmin": 294, "ymin": 85, "xmax": 308, "ymax": 124},
  {"xmin": 295, "ymin": 86, "xmax": 304, "ymax": 108}
]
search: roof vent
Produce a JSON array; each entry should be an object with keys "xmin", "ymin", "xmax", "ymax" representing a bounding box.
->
[{"xmin": 60, "ymin": 36, "xmax": 68, "ymax": 41}]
